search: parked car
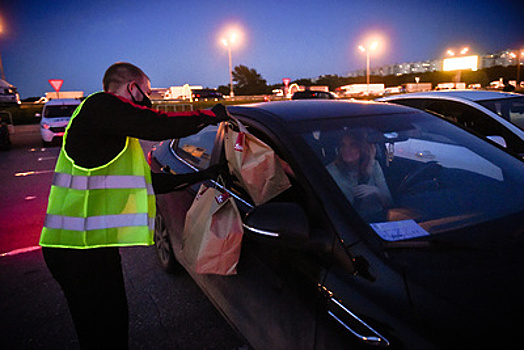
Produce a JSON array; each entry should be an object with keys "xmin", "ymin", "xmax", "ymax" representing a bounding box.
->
[
  {"xmin": 36, "ymin": 98, "xmax": 81, "ymax": 146},
  {"xmin": 149, "ymin": 100, "xmax": 524, "ymax": 349},
  {"xmin": 292, "ymin": 90, "xmax": 338, "ymax": 100},
  {"xmin": 377, "ymin": 90, "xmax": 524, "ymax": 157},
  {"xmin": 191, "ymin": 89, "xmax": 224, "ymax": 102},
  {"xmin": 0, "ymin": 79, "xmax": 21, "ymax": 106}
]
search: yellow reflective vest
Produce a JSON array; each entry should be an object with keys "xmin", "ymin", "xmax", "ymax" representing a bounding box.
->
[{"xmin": 40, "ymin": 98, "xmax": 155, "ymax": 249}]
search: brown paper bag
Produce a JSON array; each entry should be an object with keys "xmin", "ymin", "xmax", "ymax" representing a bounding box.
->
[
  {"xmin": 182, "ymin": 184, "xmax": 243, "ymax": 275},
  {"xmin": 225, "ymin": 119, "xmax": 291, "ymax": 205}
]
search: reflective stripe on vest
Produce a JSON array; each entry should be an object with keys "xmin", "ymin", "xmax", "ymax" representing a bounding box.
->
[
  {"xmin": 53, "ymin": 172, "xmax": 154, "ymax": 195},
  {"xmin": 45, "ymin": 213, "xmax": 154, "ymax": 231}
]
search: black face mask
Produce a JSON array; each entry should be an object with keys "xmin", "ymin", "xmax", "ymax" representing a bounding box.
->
[{"xmin": 128, "ymin": 83, "xmax": 152, "ymax": 108}]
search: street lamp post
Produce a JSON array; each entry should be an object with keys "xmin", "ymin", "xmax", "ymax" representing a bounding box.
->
[
  {"xmin": 0, "ymin": 18, "xmax": 5, "ymax": 81},
  {"xmin": 517, "ymin": 50, "xmax": 524, "ymax": 89},
  {"xmin": 222, "ymin": 34, "xmax": 237, "ymax": 98},
  {"xmin": 358, "ymin": 42, "xmax": 378, "ymax": 94},
  {"xmin": 0, "ymin": 52, "xmax": 5, "ymax": 81}
]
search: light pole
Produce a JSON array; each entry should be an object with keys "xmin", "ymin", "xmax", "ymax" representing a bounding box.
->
[
  {"xmin": 358, "ymin": 42, "xmax": 378, "ymax": 94},
  {"xmin": 222, "ymin": 34, "xmax": 237, "ymax": 98},
  {"xmin": 519, "ymin": 50, "xmax": 523, "ymax": 88},
  {"xmin": 0, "ymin": 18, "xmax": 5, "ymax": 81}
]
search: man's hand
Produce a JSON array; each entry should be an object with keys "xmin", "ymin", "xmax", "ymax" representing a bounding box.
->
[{"xmin": 210, "ymin": 103, "xmax": 231, "ymax": 124}]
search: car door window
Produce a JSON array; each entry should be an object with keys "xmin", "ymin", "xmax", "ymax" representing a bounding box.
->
[
  {"xmin": 478, "ymin": 97, "xmax": 524, "ymax": 130},
  {"xmin": 391, "ymin": 99, "xmax": 426, "ymax": 110},
  {"xmin": 422, "ymin": 100, "xmax": 524, "ymax": 154},
  {"xmin": 173, "ymin": 125, "xmax": 218, "ymax": 169}
]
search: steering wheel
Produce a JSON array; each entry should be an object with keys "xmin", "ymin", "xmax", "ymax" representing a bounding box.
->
[{"xmin": 397, "ymin": 161, "xmax": 442, "ymax": 195}]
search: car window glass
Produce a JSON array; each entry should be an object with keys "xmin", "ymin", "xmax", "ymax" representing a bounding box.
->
[
  {"xmin": 478, "ymin": 97, "xmax": 524, "ymax": 131},
  {"xmin": 390, "ymin": 99, "xmax": 427, "ymax": 110},
  {"xmin": 44, "ymin": 105, "xmax": 79, "ymax": 118},
  {"xmin": 174, "ymin": 125, "xmax": 218, "ymax": 169},
  {"xmin": 426, "ymin": 100, "xmax": 498, "ymax": 133},
  {"xmin": 300, "ymin": 113, "xmax": 524, "ymax": 240},
  {"xmin": 423, "ymin": 100, "xmax": 524, "ymax": 154}
]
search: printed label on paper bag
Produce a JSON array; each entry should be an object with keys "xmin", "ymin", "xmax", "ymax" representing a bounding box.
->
[
  {"xmin": 215, "ymin": 192, "xmax": 230, "ymax": 204},
  {"xmin": 234, "ymin": 132, "xmax": 245, "ymax": 152}
]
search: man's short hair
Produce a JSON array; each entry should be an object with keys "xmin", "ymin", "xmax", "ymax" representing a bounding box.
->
[{"xmin": 103, "ymin": 62, "xmax": 150, "ymax": 92}]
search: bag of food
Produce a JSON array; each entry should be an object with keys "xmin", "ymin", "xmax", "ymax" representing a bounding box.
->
[
  {"xmin": 224, "ymin": 119, "xmax": 291, "ymax": 205},
  {"xmin": 182, "ymin": 183, "xmax": 243, "ymax": 275}
]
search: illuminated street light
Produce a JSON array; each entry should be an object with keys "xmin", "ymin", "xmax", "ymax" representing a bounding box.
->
[
  {"xmin": 221, "ymin": 33, "xmax": 237, "ymax": 98},
  {"xmin": 358, "ymin": 41, "xmax": 378, "ymax": 94},
  {"xmin": 0, "ymin": 16, "xmax": 5, "ymax": 80}
]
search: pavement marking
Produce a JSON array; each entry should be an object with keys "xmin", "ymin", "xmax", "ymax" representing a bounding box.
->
[
  {"xmin": 14, "ymin": 170, "xmax": 54, "ymax": 177},
  {"xmin": 0, "ymin": 246, "xmax": 41, "ymax": 257}
]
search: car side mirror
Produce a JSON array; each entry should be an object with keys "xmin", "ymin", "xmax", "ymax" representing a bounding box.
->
[
  {"xmin": 487, "ymin": 135, "xmax": 507, "ymax": 148},
  {"xmin": 244, "ymin": 202, "xmax": 309, "ymax": 247}
]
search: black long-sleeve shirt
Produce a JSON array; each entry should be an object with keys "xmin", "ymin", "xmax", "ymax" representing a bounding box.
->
[{"xmin": 65, "ymin": 92, "xmax": 217, "ymax": 169}]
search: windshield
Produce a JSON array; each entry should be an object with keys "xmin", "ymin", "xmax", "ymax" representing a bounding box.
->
[
  {"xmin": 477, "ymin": 96, "xmax": 524, "ymax": 130},
  {"xmin": 300, "ymin": 112, "xmax": 524, "ymax": 241},
  {"xmin": 44, "ymin": 105, "xmax": 79, "ymax": 118}
]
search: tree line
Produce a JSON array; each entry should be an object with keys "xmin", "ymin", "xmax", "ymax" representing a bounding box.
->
[{"xmin": 217, "ymin": 64, "xmax": 521, "ymax": 96}]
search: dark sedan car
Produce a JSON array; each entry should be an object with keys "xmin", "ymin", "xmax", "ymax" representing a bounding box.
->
[
  {"xmin": 150, "ymin": 100, "xmax": 524, "ymax": 349},
  {"xmin": 292, "ymin": 90, "xmax": 338, "ymax": 100},
  {"xmin": 191, "ymin": 88, "xmax": 224, "ymax": 102}
]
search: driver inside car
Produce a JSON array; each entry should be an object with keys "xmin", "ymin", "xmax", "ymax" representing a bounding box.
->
[{"xmin": 326, "ymin": 130, "xmax": 392, "ymax": 222}]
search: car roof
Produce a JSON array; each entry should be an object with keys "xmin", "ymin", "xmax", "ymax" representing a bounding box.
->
[
  {"xmin": 378, "ymin": 90, "xmax": 521, "ymax": 102},
  {"xmin": 228, "ymin": 99, "xmax": 419, "ymax": 123},
  {"xmin": 44, "ymin": 98, "xmax": 82, "ymax": 106}
]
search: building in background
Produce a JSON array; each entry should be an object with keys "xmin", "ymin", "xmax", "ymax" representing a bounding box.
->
[{"xmin": 348, "ymin": 49, "xmax": 522, "ymax": 78}]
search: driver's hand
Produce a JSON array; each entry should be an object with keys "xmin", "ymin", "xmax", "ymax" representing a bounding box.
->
[{"xmin": 353, "ymin": 184, "xmax": 380, "ymax": 198}]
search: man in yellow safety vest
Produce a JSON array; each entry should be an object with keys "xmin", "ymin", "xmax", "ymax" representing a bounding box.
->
[{"xmin": 40, "ymin": 62, "xmax": 228, "ymax": 349}]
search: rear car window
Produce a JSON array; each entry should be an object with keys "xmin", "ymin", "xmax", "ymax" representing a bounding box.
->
[{"xmin": 173, "ymin": 125, "xmax": 218, "ymax": 169}]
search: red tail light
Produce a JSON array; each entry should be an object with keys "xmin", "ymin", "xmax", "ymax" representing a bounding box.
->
[{"xmin": 147, "ymin": 149, "xmax": 154, "ymax": 166}]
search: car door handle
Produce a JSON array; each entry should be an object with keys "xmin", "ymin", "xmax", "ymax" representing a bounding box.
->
[{"xmin": 327, "ymin": 296, "xmax": 390, "ymax": 347}]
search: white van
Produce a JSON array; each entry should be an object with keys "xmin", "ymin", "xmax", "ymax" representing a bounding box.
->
[
  {"xmin": 0, "ymin": 79, "xmax": 21, "ymax": 106},
  {"xmin": 37, "ymin": 98, "xmax": 81, "ymax": 146}
]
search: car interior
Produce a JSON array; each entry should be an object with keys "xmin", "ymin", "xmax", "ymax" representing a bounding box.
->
[
  {"xmin": 170, "ymin": 117, "xmax": 521, "ymax": 239},
  {"xmin": 302, "ymin": 123, "xmax": 517, "ymax": 236}
]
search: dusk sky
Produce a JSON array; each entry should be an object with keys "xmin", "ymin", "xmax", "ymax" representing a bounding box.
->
[{"xmin": 1, "ymin": 0, "xmax": 523, "ymax": 98}]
